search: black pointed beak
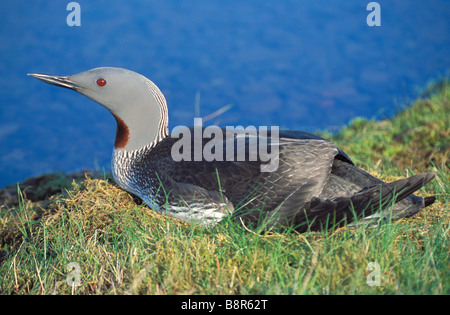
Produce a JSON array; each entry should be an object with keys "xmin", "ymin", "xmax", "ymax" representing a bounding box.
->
[{"xmin": 27, "ymin": 73, "xmax": 80, "ymax": 91}]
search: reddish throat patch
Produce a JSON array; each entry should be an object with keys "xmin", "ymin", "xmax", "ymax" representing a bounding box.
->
[{"xmin": 112, "ymin": 114, "xmax": 130, "ymax": 148}]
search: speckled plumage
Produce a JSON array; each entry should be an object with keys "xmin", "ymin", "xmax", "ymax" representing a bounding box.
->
[{"xmin": 111, "ymin": 127, "xmax": 435, "ymax": 231}]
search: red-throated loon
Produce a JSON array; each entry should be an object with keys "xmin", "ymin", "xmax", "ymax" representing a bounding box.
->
[{"xmin": 28, "ymin": 67, "xmax": 435, "ymax": 231}]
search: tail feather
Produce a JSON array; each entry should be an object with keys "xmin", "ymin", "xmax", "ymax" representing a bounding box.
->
[
  {"xmin": 350, "ymin": 172, "xmax": 436, "ymax": 214},
  {"xmin": 424, "ymin": 196, "xmax": 436, "ymax": 207},
  {"xmin": 299, "ymin": 173, "xmax": 435, "ymax": 232}
]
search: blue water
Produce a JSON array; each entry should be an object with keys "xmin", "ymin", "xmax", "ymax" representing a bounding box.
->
[{"xmin": 0, "ymin": 0, "xmax": 449, "ymax": 188}]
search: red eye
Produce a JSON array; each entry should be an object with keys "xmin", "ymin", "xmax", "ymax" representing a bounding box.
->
[{"xmin": 96, "ymin": 78, "xmax": 106, "ymax": 87}]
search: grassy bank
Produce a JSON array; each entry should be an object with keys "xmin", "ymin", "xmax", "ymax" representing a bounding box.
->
[{"xmin": 0, "ymin": 81, "xmax": 448, "ymax": 295}]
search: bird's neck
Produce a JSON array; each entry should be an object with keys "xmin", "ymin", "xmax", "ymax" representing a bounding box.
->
[
  {"xmin": 112, "ymin": 113, "xmax": 130, "ymax": 149},
  {"xmin": 112, "ymin": 80, "xmax": 169, "ymax": 153}
]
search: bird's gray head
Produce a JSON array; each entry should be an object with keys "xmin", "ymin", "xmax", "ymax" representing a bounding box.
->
[{"xmin": 28, "ymin": 67, "xmax": 169, "ymax": 151}]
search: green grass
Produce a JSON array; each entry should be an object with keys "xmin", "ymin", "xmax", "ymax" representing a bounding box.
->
[{"xmin": 0, "ymin": 81, "xmax": 448, "ymax": 295}]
